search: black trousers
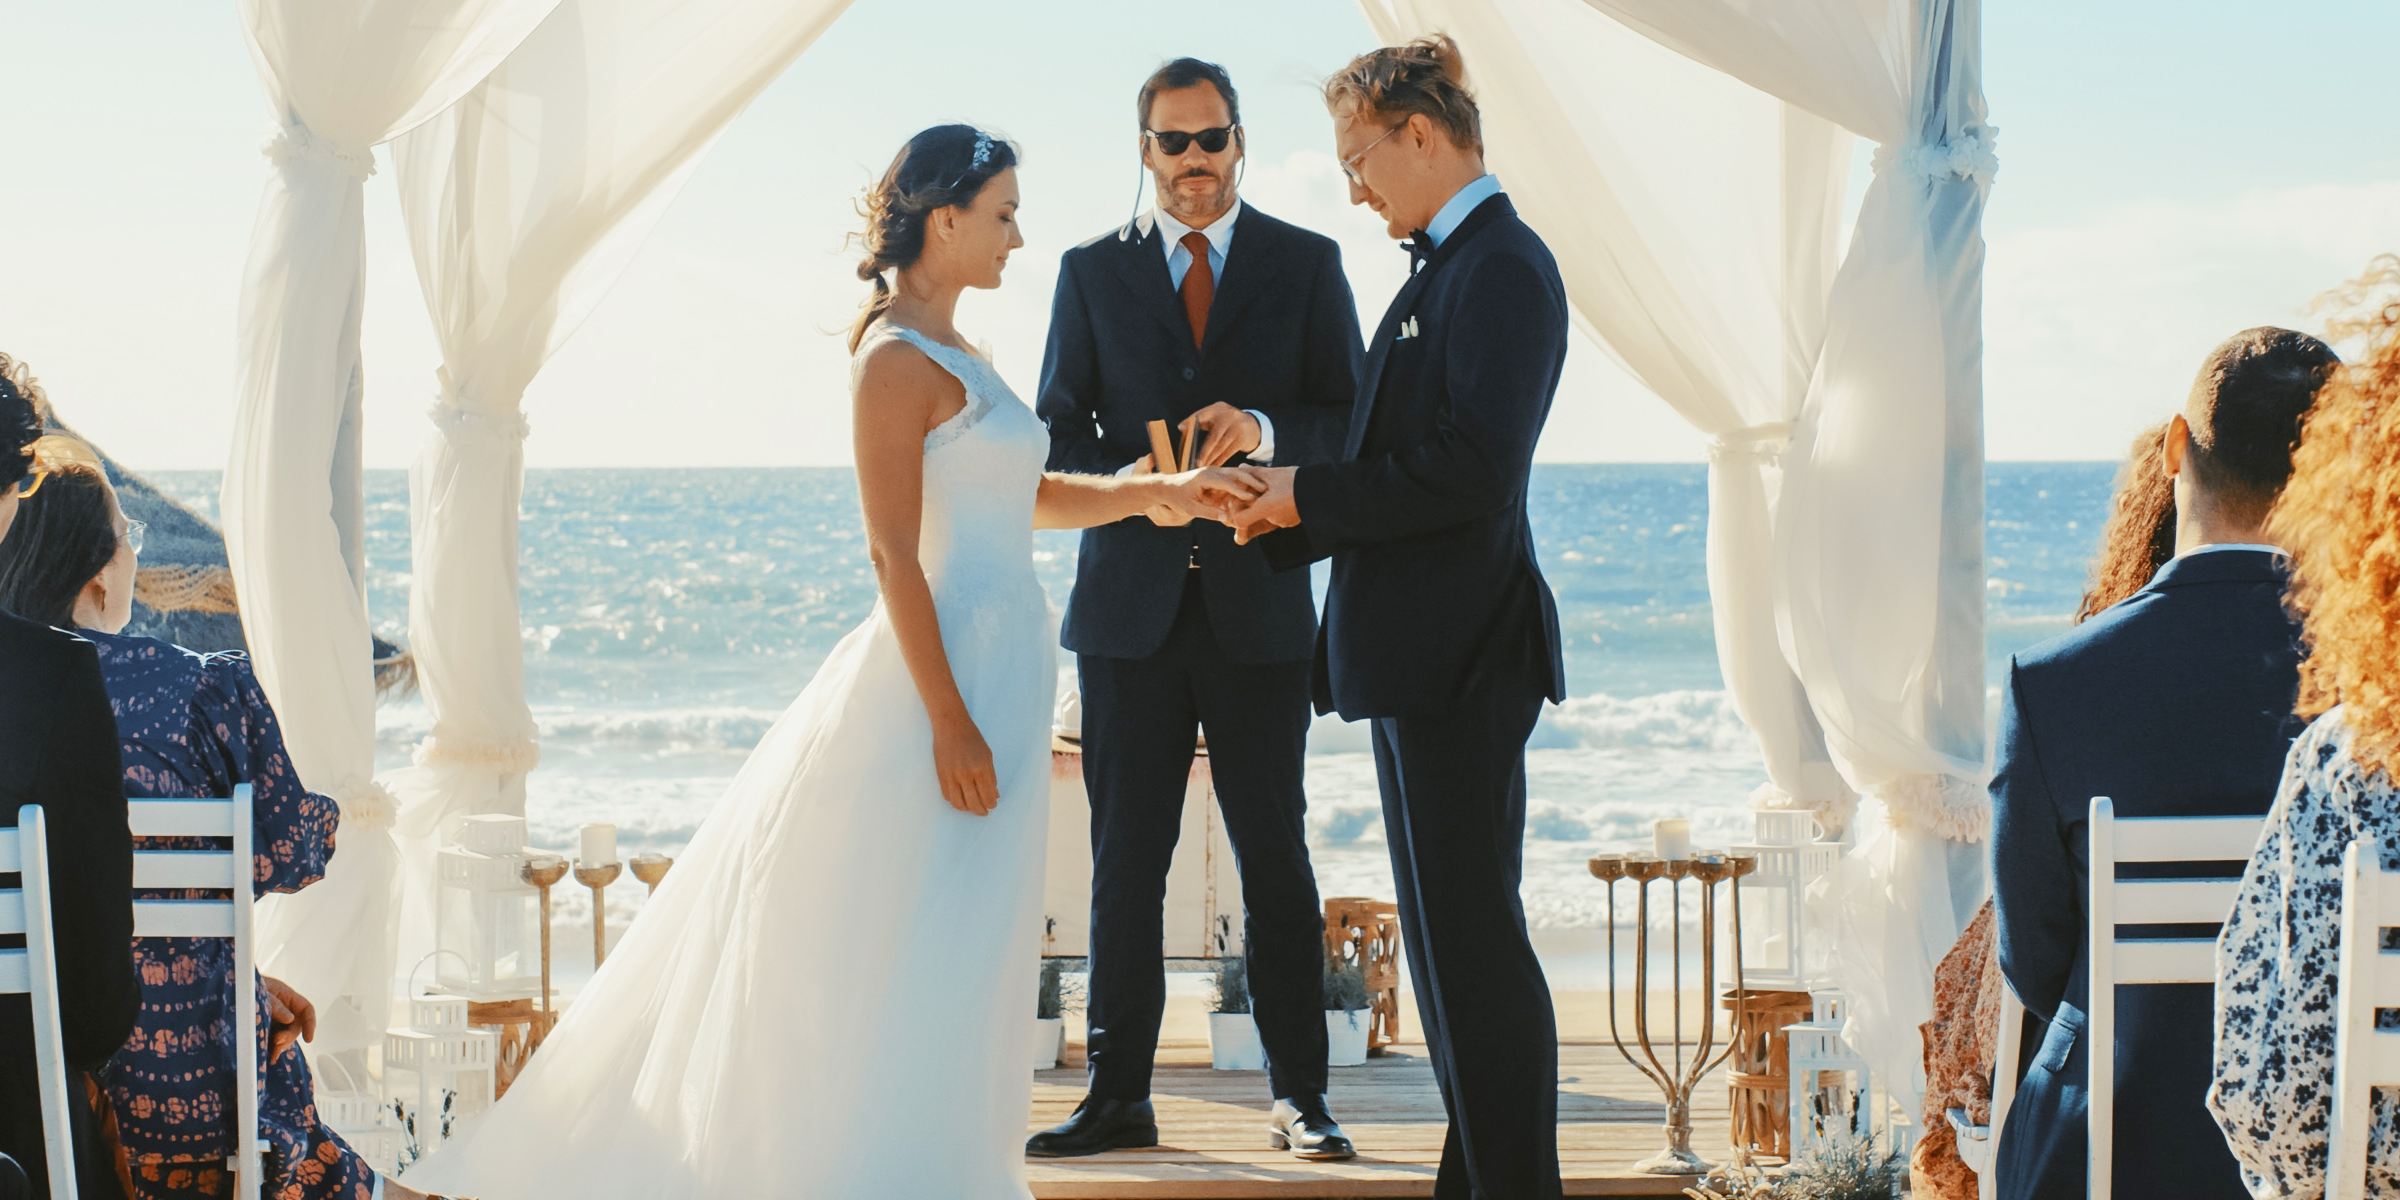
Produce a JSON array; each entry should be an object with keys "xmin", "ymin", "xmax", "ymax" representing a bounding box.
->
[
  {"xmin": 1080, "ymin": 573, "xmax": 1327, "ymax": 1101},
  {"xmin": 1372, "ymin": 671, "xmax": 1562, "ymax": 1200}
]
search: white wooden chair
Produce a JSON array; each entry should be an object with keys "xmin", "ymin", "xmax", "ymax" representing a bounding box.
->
[
  {"xmin": 1964, "ymin": 984, "xmax": 2027, "ymax": 1200},
  {"xmin": 2329, "ymin": 837, "xmax": 2399, "ymax": 1200},
  {"xmin": 129, "ymin": 785, "xmax": 263, "ymax": 1196},
  {"xmin": 2086, "ymin": 796, "xmax": 2265, "ymax": 1200},
  {"xmin": 3, "ymin": 805, "xmax": 79, "ymax": 1199}
]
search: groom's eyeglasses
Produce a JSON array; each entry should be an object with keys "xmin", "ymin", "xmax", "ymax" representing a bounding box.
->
[
  {"xmin": 1145, "ymin": 126, "xmax": 1237, "ymax": 156},
  {"xmin": 1339, "ymin": 123, "xmax": 1408, "ymax": 186}
]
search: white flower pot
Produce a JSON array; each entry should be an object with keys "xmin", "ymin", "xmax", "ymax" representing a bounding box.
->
[
  {"xmin": 1326, "ymin": 1009, "xmax": 1370, "ymax": 1067},
  {"xmin": 1208, "ymin": 1012, "xmax": 1266, "ymax": 1070},
  {"xmin": 1033, "ymin": 1017, "xmax": 1065, "ymax": 1071}
]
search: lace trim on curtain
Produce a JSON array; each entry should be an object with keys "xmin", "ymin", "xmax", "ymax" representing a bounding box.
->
[
  {"xmin": 1869, "ymin": 128, "xmax": 1999, "ymax": 186},
  {"xmin": 414, "ymin": 735, "xmax": 542, "ymax": 774},
  {"xmin": 330, "ymin": 778, "xmax": 399, "ymax": 830},
  {"xmin": 429, "ymin": 396, "xmax": 531, "ymax": 444},
  {"xmin": 1750, "ymin": 780, "xmax": 1857, "ymax": 835},
  {"xmin": 1706, "ymin": 422, "xmax": 1793, "ymax": 462},
  {"xmin": 1875, "ymin": 773, "xmax": 1990, "ymax": 842},
  {"xmin": 261, "ymin": 123, "xmax": 376, "ymax": 184}
]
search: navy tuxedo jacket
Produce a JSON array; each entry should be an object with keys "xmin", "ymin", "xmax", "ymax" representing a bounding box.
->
[
  {"xmin": 1260, "ymin": 194, "xmax": 1569, "ymax": 718},
  {"xmin": 1990, "ymin": 548, "xmax": 2305, "ymax": 1200},
  {"xmin": 1038, "ymin": 204, "xmax": 1361, "ymax": 664}
]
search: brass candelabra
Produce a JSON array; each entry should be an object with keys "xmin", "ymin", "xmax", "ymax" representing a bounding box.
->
[{"xmin": 1587, "ymin": 850, "xmax": 1756, "ymax": 1175}]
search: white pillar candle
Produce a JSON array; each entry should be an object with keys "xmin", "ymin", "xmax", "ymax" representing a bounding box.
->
[
  {"xmin": 580, "ymin": 823, "xmax": 618, "ymax": 866},
  {"xmin": 1653, "ymin": 818, "xmax": 1692, "ymax": 861}
]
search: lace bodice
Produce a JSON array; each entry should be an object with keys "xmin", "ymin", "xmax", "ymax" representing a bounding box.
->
[{"xmin": 853, "ymin": 322, "xmax": 1050, "ymax": 627}]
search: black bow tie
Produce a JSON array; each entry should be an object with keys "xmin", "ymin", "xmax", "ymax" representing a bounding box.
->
[{"xmin": 1404, "ymin": 230, "xmax": 1434, "ymax": 272}]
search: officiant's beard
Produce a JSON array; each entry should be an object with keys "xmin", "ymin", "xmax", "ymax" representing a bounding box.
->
[{"xmin": 1154, "ymin": 166, "xmax": 1234, "ymax": 227}]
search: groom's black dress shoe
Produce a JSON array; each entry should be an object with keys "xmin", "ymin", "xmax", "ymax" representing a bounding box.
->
[
  {"xmin": 1268, "ymin": 1095, "xmax": 1356, "ymax": 1160},
  {"xmin": 1025, "ymin": 1096, "xmax": 1159, "ymax": 1158}
]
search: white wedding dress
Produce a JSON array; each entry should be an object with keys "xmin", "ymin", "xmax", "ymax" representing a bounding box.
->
[{"xmin": 406, "ymin": 323, "xmax": 1055, "ymax": 1200}]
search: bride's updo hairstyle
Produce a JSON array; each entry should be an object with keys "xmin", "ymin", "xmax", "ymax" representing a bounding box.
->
[{"xmin": 849, "ymin": 124, "xmax": 1021, "ymax": 353}]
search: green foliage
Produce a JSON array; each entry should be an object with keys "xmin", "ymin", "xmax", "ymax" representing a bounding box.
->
[
  {"xmin": 1209, "ymin": 953, "xmax": 1251, "ymax": 1014},
  {"xmin": 1037, "ymin": 958, "xmax": 1065, "ymax": 1020},
  {"xmin": 1678, "ymin": 1137, "xmax": 1906, "ymax": 1200},
  {"xmin": 1322, "ymin": 954, "xmax": 1371, "ymax": 1012}
]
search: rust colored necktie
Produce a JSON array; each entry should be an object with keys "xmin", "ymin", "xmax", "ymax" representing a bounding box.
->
[{"xmin": 1179, "ymin": 230, "xmax": 1214, "ymax": 348}]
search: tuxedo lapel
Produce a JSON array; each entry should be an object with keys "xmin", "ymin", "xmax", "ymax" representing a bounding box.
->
[
  {"xmin": 1199, "ymin": 208, "xmax": 1277, "ymax": 355},
  {"xmin": 1343, "ymin": 266, "xmax": 1434, "ymax": 459},
  {"xmin": 1107, "ymin": 216, "xmax": 1197, "ymax": 349}
]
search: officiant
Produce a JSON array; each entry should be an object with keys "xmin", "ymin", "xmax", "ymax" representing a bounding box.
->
[{"xmin": 1030, "ymin": 58, "xmax": 1363, "ymax": 1161}]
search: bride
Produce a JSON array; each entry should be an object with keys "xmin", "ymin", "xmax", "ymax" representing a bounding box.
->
[{"xmin": 404, "ymin": 124, "xmax": 1255, "ymax": 1200}]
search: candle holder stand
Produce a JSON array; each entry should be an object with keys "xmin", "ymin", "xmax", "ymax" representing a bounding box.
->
[
  {"xmin": 574, "ymin": 860, "xmax": 623, "ymax": 968},
  {"xmin": 629, "ymin": 853, "xmax": 675, "ymax": 895},
  {"xmin": 1588, "ymin": 850, "xmax": 1756, "ymax": 1175}
]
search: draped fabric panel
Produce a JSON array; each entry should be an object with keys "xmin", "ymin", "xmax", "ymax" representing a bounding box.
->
[
  {"xmin": 225, "ymin": 0, "xmax": 564, "ymax": 1056},
  {"xmin": 373, "ymin": 0, "xmax": 856, "ymax": 979},
  {"xmin": 1354, "ymin": 0, "xmax": 1857, "ymax": 820},
  {"xmin": 1355, "ymin": 0, "xmax": 1994, "ymax": 1122}
]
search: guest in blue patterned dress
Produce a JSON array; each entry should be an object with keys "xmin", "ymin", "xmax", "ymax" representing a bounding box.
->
[
  {"xmin": 0, "ymin": 458, "xmax": 421, "ymax": 1200},
  {"xmin": 2208, "ymin": 271, "xmax": 2400, "ymax": 1198}
]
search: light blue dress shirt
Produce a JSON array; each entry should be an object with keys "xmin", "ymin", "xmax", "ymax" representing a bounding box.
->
[{"xmin": 1425, "ymin": 174, "xmax": 1503, "ymax": 247}]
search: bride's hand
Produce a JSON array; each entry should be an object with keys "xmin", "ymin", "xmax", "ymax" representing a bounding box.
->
[
  {"xmin": 1152, "ymin": 466, "xmax": 1265, "ymax": 525},
  {"xmin": 931, "ymin": 709, "xmax": 999, "ymax": 816}
]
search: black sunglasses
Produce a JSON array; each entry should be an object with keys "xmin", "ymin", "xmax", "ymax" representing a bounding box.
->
[{"xmin": 1144, "ymin": 125, "xmax": 1237, "ymax": 156}]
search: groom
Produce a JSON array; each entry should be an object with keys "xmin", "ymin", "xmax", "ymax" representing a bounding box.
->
[
  {"xmin": 1229, "ymin": 36, "xmax": 1570, "ymax": 1200},
  {"xmin": 1030, "ymin": 59, "xmax": 1364, "ymax": 1159}
]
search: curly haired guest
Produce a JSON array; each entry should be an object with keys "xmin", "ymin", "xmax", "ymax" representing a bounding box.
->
[
  {"xmin": 0, "ymin": 450, "xmax": 420, "ymax": 1200},
  {"xmin": 2075, "ymin": 418, "xmax": 2179, "ymax": 622},
  {"xmin": 2210, "ymin": 262, "xmax": 2400, "ymax": 1198}
]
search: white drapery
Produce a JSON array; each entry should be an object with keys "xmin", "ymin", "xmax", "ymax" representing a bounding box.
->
[
  {"xmin": 380, "ymin": 0, "xmax": 855, "ymax": 972},
  {"xmin": 225, "ymin": 0, "xmax": 562, "ymax": 1054},
  {"xmin": 1356, "ymin": 0, "xmax": 1995, "ymax": 1123}
]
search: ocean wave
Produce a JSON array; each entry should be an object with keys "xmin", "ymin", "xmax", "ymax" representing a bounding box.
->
[
  {"xmin": 376, "ymin": 704, "xmax": 785, "ymax": 758},
  {"xmin": 1539, "ymin": 689, "xmax": 1753, "ymax": 754}
]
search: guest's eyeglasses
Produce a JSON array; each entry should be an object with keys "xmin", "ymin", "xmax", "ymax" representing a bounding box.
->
[
  {"xmin": 1340, "ymin": 123, "xmax": 1408, "ymax": 186},
  {"xmin": 121, "ymin": 519, "xmax": 144, "ymax": 556},
  {"xmin": 1145, "ymin": 126, "xmax": 1236, "ymax": 156}
]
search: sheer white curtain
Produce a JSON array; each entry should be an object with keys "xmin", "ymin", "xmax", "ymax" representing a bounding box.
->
[
  {"xmin": 380, "ymin": 0, "xmax": 854, "ymax": 969},
  {"xmin": 1354, "ymin": 0, "xmax": 1857, "ymax": 822},
  {"xmin": 1356, "ymin": 0, "xmax": 1996, "ymax": 1122},
  {"xmin": 225, "ymin": 0, "xmax": 561, "ymax": 1055}
]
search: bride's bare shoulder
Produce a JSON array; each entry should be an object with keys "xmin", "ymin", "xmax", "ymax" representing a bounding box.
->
[{"xmin": 851, "ymin": 328, "xmax": 967, "ymax": 431}]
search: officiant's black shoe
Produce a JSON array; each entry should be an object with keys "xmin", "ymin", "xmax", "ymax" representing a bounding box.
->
[
  {"xmin": 1025, "ymin": 1096, "xmax": 1159, "ymax": 1158},
  {"xmin": 1268, "ymin": 1095, "xmax": 1356, "ymax": 1161}
]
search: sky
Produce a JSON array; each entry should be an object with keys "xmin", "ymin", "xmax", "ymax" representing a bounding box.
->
[{"xmin": 3, "ymin": 0, "xmax": 2399, "ymax": 470}]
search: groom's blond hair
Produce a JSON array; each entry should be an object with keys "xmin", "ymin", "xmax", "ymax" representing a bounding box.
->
[{"xmin": 1323, "ymin": 35, "xmax": 1481, "ymax": 153}]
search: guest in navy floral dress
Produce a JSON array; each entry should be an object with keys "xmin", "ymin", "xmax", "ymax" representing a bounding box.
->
[{"xmin": 0, "ymin": 458, "xmax": 413, "ymax": 1200}]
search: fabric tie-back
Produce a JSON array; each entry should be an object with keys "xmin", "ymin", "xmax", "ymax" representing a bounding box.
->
[
  {"xmin": 225, "ymin": 0, "xmax": 564, "ymax": 1058},
  {"xmin": 1356, "ymin": 0, "xmax": 1995, "ymax": 1123}
]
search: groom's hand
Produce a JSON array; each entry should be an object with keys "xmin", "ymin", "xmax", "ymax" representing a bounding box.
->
[
  {"xmin": 1225, "ymin": 466, "xmax": 1300, "ymax": 545},
  {"xmin": 1180, "ymin": 403, "xmax": 1262, "ymax": 468}
]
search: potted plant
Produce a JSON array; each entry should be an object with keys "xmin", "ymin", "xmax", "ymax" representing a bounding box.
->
[
  {"xmin": 1207, "ymin": 921, "xmax": 1265, "ymax": 1070},
  {"xmin": 1323, "ymin": 955, "xmax": 1371, "ymax": 1067},
  {"xmin": 1034, "ymin": 958, "xmax": 1067, "ymax": 1071}
]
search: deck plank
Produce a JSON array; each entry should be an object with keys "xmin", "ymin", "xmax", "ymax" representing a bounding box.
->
[{"xmin": 1026, "ymin": 1043, "xmax": 1742, "ymax": 1198}]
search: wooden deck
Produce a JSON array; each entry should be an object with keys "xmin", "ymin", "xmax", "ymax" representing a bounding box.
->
[{"xmin": 1026, "ymin": 1042, "xmax": 1738, "ymax": 1198}]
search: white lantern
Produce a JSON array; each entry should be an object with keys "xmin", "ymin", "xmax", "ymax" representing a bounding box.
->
[
  {"xmin": 1731, "ymin": 809, "xmax": 1841, "ymax": 990},
  {"xmin": 310, "ymin": 1054, "xmax": 402, "ymax": 1176},
  {"xmin": 1785, "ymin": 991, "xmax": 1874, "ymax": 1159},
  {"xmin": 436, "ymin": 815, "xmax": 543, "ymax": 1000},
  {"xmin": 384, "ymin": 993, "xmax": 497, "ymax": 1170}
]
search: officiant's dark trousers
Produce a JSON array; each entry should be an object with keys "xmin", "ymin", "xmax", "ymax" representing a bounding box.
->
[
  {"xmin": 1372, "ymin": 671, "xmax": 1562, "ymax": 1200},
  {"xmin": 1080, "ymin": 572, "xmax": 1329, "ymax": 1102}
]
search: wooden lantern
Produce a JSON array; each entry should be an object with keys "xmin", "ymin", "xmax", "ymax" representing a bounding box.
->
[
  {"xmin": 1720, "ymin": 987, "xmax": 1815, "ymax": 1161},
  {"xmin": 1323, "ymin": 896, "xmax": 1403, "ymax": 1054}
]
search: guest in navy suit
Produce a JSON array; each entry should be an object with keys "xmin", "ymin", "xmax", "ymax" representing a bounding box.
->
[
  {"xmin": 1028, "ymin": 58, "xmax": 1362, "ymax": 1161},
  {"xmin": 1991, "ymin": 327, "xmax": 2338, "ymax": 1200},
  {"xmin": 1229, "ymin": 37, "xmax": 1568, "ymax": 1200}
]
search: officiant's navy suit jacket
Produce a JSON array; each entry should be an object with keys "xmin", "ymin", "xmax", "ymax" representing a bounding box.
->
[
  {"xmin": 1038, "ymin": 204, "xmax": 1361, "ymax": 664},
  {"xmin": 1260, "ymin": 193, "xmax": 1568, "ymax": 718},
  {"xmin": 1990, "ymin": 548, "xmax": 2305, "ymax": 1200}
]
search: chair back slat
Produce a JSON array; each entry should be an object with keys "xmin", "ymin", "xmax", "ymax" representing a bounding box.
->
[
  {"xmin": 0, "ymin": 826, "xmax": 18, "ymax": 873},
  {"xmin": 133, "ymin": 850, "xmax": 242, "ymax": 890},
  {"xmin": 0, "ymin": 947, "xmax": 27, "ymax": 994},
  {"xmin": 2110, "ymin": 938, "xmax": 2219, "ymax": 985},
  {"xmin": 127, "ymin": 798, "xmax": 238, "ymax": 837},
  {"xmin": 2111, "ymin": 879, "xmax": 2244, "ymax": 926},
  {"xmin": 0, "ymin": 889, "xmax": 23, "ymax": 936},
  {"xmin": 13, "ymin": 806, "xmax": 76, "ymax": 1199},
  {"xmin": 2332, "ymin": 839, "xmax": 2398, "ymax": 1200},
  {"xmin": 133, "ymin": 899, "xmax": 236, "ymax": 939},
  {"xmin": 2110, "ymin": 814, "xmax": 2266, "ymax": 862}
]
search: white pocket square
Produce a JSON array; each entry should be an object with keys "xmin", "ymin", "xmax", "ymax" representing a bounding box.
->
[{"xmin": 1396, "ymin": 316, "xmax": 1420, "ymax": 340}]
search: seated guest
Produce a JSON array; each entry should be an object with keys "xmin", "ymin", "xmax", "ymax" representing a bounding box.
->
[
  {"xmin": 0, "ymin": 370, "xmax": 137, "ymax": 1200},
  {"xmin": 0, "ymin": 454, "xmax": 418, "ymax": 1200},
  {"xmin": 2210, "ymin": 280, "xmax": 2400, "ymax": 1196},
  {"xmin": 1991, "ymin": 327, "xmax": 2336, "ymax": 1200}
]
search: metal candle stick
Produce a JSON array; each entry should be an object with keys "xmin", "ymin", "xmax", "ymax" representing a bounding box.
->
[
  {"xmin": 518, "ymin": 855, "xmax": 569, "ymax": 1021},
  {"xmin": 574, "ymin": 859, "xmax": 623, "ymax": 968},
  {"xmin": 1588, "ymin": 849, "xmax": 1756, "ymax": 1174}
]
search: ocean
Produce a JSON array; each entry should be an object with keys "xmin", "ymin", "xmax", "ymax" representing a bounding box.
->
[{"xmin": 145, "ymin": 463, "xmax": 2117, "ymax": 964}]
